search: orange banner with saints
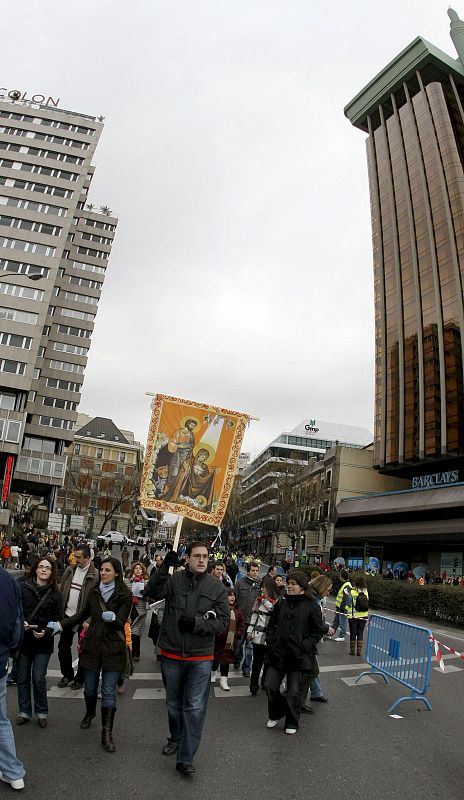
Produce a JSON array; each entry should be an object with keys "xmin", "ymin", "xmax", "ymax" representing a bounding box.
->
[{"xmin": 140, "ymin": 394, "xmax": 249, "ymax": 526}]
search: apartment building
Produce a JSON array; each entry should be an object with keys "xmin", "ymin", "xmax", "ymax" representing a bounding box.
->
[
  {"xmin": 0, "ymin": 89, "xmax": 117, "ymax": 515},
  {"xmin": 56, "ymin": 414, "xmax": 142, "ymax": 536}
]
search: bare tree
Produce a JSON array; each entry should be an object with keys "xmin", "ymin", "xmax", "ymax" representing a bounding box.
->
[
  {"xmin": 64, "ymin": 458, "xmax": 93, "ymax": 515},
  {"xmin": 222, "ymin": 476, "xmax": 243, "ymax": 547},
  {"xmin": 97, "ymin": 472, "xmax": 140, "ymax": 535},
  {"xmin": 277, "ymin": 462, "xmax": 321, "ymax": 553}
]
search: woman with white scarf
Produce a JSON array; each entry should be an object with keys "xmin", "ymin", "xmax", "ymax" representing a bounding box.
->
[{"xmin": 50, "ymin": 557, "xmax": 131, "ymax": 752}]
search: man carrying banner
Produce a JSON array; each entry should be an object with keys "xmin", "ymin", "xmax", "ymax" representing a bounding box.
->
[{"xmin": 144, "ymin": 541, "xmax": 229, "ymax": 776}]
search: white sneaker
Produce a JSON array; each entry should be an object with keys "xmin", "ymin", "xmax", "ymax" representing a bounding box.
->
[
  {"xmin": 334, "ymin": 636, "xmax": 345, "ymax": 641},
  {"xmin": 266, "ymin": 719, "xmax": 278, "ymax": 728},
  {"xmin": 1, "ymin": 774, "xmax": 25, "ymax": 791},
  {"xmin": 219, "ymin": 677, "xmax": 230, "ymax": 691},
  {"xmin": 210, "ymin": 670, "xmax": 218, "ymax": 684},
  {"xmin": 285, "ymin": 728, "xmax": 297, "ymax": 735}
]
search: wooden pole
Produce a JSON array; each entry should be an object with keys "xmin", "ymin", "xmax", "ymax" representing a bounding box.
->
[{"xmin": 169, "ymin": 515, "xmax": 184, "ymax": 575}]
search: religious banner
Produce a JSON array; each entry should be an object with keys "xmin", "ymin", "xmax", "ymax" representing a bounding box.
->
[{"xmin": 140, "ymin": 394, "xmax": 249, "ymax": 526}]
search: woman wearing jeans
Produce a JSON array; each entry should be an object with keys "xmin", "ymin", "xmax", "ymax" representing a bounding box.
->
[
  {"xmin": 53, "ymin": 557, "xmax": 131, "ymax": 752},
  {"xmin": 17, "ymin": 557, "xmax": 64, "ymax": 728}
]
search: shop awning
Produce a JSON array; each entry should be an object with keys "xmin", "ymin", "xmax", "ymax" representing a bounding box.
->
[{"xmin": 336, "ymin": 484, "xmax": 464, "ymax": 520}]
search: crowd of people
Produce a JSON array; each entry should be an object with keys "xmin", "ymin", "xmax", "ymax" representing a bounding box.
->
[{"xmin": 0, "ymin": 536, "xmax": 372, "ymax": 787}]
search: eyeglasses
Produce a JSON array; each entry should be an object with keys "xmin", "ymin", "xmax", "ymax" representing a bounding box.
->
[{"xmin": 38, "ymin": 565, "xmax": 52, "ymax": 571}]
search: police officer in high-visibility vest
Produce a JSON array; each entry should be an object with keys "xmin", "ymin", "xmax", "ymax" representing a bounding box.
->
[
  {"xmin": 330, "ymin": 570, "xmax": 352, "ymax": 641},
  {"xmin": 347, "ymin": 574, "xmax": 369, "ymax": 657}
]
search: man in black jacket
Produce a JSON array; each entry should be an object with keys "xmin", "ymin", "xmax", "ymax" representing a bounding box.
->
[{"xmin": 144, "ymin": 541, "xmax": 229, "ymax": 776}]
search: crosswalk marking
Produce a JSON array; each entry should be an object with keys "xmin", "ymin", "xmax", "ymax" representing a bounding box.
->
[
  {"xmin": 341, "ymin": 675, "xmax": 376, "ymax": 686},
  {"xmin": 433, "ymin": 663, "xmax": 462, "ymax": 673}
]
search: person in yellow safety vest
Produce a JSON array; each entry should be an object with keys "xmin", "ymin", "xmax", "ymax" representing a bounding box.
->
[
  {"xmin": 346, "ymin": 574, "xmax": 369, "ymax": 657},
  {"xmin": 330, "ymin": 569, "xmax": 352, "ymax": 641}
]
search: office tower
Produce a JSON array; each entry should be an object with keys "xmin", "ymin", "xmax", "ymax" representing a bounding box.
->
[
  {"xmin": 345, "ymin": 10, "xmax": 464, "ymax": 476},
  {"xmin": 0, "ymin": 89, "xmax": 117, "ymax": 513}
]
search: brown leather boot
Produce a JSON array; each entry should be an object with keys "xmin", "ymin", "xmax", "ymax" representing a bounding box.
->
[
  {"xmin": 101, "ymin": 707, "xmax": 116, "ymax": 752},
  {"xmin": 357, "ymin": 641, "xmax": 363, "ymax": 657},
  {"xmin": 349, "ymin": 640, "xmax": 356, "ymax": 656}
]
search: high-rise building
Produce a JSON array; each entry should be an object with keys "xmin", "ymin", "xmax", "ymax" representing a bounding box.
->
[
  {"xmin": 345, "ymin": 11, "xmax": 464, "ymax": 476},
  {"xmin": 0, "ymin": 89, "xmax": 117, "ymax": 514},
  {"xmin": 337, "ymin": 10, "xmax": 464, "ymax": 569}
]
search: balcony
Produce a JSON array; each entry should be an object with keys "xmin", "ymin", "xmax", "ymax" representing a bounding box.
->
[{"xmin": 14, "ymin": 450, "xmax": 66, "ymax": 486}]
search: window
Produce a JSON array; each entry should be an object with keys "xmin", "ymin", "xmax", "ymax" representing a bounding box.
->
[
  {"xmin": 72, "ymin": 260, "xmax": 105, "ymax": 275},
  {"xmin": 0, "ymin": 282, "xmax": 43, "ymax": 300},
  {"xmin": 42, "ymin": 396, "xmax": 76, "ymax": 411},
  {"xmin": 27, "ymin": 390, "xmax": 36, "ymax": 403},
  {"xmin": 45, "ymin": 377, "xmax": 81, "ymax": 392},
  {"xmin": 0, "ymin": 236, "xmax": 55, "ymax": 257},
  {"xmin": 94, "ymin": 461, "xmax": 101, "ymax": 474},
  {"xmin": 96, "ymin": 447, "xmax": 103, "ymax": 458},
  {"xmin": 60, "ymin": 307, "xmax": 95, "ymax": 322},
  {"xmin": 119, "ymin": 452, "xmax": 126, "ymax": 463},
  {"xmin": 38, "ymin": 415, "xmax": 73, "ymax": 430},
  {"xmin": 0, "ymin": 392, "xmax": 15, "ymax": 410},
  {"xmin": 0, "ymin": 176, "xmax": 74, "ymax": 199},
  {"xmin": 69, "ymin": 275, "xmax": 102, "ymax": 289},
  {"xmin": 74, "ymin": 443, "xmax": 80, "ymax": 454},
  {"xmin": 23, "ymin": 436, "xmax": 56, "ymax": 454},
  {"xmin": 5, "ymin": 420, "xmax": 21, "ymax": 442},
  {"xmin": 48, "ymin": 359, "xmax": 84, "ymax": 373},
  {"xmin": 0, "ymin": 215, "xmax": 61, "ymax": 236},
  {"xmin": 0, "ymin": 258, "xmax": 48, "ymax": 278},
  {"xmin": 77, "ymin": 246, "xmax": 109, "ymax": 260},
  {"xmin": 0, "ymin": 359, "xmax": 25, "ymax": 374},
  {"xmin": 64, "ymin": 291, "xmax": 98, "ymax": 305},
  {"xmin": 53, "ymin": 341, "xmax": 88, "ymax": 356},
  {"xmin": 57, "ymin": 324, "xmax": 91, "ymax": 338},
  {"xmin": 0, "ymin": 306, "xmax": 38, "ymax": 324},
  {"xmin": 0, "ymin": 333, "xmax": 32, "ymax": 349}
]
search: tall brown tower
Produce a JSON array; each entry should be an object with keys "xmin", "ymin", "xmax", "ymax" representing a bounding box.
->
[{"xmin": 345, "ymin": 16, "xmax": 464, "ymax": 475}]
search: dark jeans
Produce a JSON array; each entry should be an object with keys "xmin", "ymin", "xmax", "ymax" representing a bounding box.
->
[
  {"xmin": 250, "ymin": 643, "xmax": 267, "ymax": 691},
  {"xmin": 84, "ymin": 668, "xmax": 120, "ymax": 708},
  {"xmin": 349, "ymin": 618, "xmax": 367, "ymax": 642},
  {"xmin": 265, "ymin": 666, "xmax": 302, "ymax": 730},
  {"xmin": 160, "ymin": 656, "xmax": 212, "ymax": 766},
  {"xmin": 212, "ymin": 661, "xmax": 229, "ymax": 676},
  {"xmin": 17, "ymin": 651, "xmax": 51, "ymax": 719},
  {"xmin": 132, "ymin": 635, "xmax": 140, "ymax": 658},
  {"xmin": 58, "ymin": 623, "xmax": 84, "ymax": 683}
]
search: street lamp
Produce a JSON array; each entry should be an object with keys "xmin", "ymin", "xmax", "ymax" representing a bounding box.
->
[{"xmin": 2, "ymin": 271, "xmax": 43, "ymax": 281}]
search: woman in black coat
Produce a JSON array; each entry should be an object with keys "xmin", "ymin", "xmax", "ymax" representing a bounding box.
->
[
  {"xmin": 57, "ymin": 557, "xmax": 131, "ymax": 752},
  {"xmin": 17, "ymin": 557, "xmax": 64, "ymax": 728},
  {"xmin": 264, "ymin": 570, "xmax": 325, "ymax": 735}
]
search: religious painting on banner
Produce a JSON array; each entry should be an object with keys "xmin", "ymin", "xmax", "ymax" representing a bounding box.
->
[{"xmin": 140, "ymin": 394, "xmax": 249, "ymax": 526}]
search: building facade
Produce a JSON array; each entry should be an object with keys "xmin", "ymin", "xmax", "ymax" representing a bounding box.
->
[
  {"xmin": 345, "ymin": 16, "xmax": 464, "ymax": 477},
  {"xmin": 339, "ymin": 10, "xmax": 464, "ymax": 570},
  {"xmin": 55, "ymin": 414, "xmax": 142, "ymax": 537},
  {"xmin": 0, "ymin": 90, "xmax": 117, "ymax": 517},
  {"xmin": 239, "ymin": 419, "xmax": 372, "ymax": 556}
]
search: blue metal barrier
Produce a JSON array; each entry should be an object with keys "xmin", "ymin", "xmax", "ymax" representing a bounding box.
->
[{"xmin": 354, "ymin": 614, "xmax": 433, "ymax": 713}]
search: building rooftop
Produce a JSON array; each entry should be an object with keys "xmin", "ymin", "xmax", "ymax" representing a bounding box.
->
[{"xmin": 344, "ymin": 36, "xmax": 464, "ymax": 132}]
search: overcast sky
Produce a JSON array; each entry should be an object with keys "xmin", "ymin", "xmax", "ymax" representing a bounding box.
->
[{"xmin": 3, "ymin": 1, "xmax": 458, "ymax": 458}]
